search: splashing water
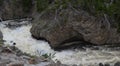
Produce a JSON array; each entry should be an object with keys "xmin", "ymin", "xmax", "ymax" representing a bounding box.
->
[
  {"xmin": 0, "ymin": 21, "xmax": 54, "ymax": 55},
  {"xmin": 0, "ymin": 20, "xmax": 120, "ymax": 65}
]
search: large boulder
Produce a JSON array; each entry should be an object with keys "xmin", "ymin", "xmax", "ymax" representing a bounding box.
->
[{"xmin": 30, "ymin": 8, "xmax": 119, "ymax": 49}]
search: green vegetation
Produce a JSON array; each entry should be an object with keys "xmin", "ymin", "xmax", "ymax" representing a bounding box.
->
[
  {"xmin": 35, "ymin": 0, "xmax": 120, "ymax": 32},
  {"xmin": 36, "ymin": 50, "xmax": 55, "ymax": 59},
  {"xmin": 36, "ymin": 0, "xmax": 49, "ymax": 12},
  {"xmin": 108, "ymin": 0, "xmax": 120, "ymax": 32},
  {"xmin": 13, "ymin": 0, "xmax": 32, "ymax": 12},
  {"xmin": 21, "ymin": 0, "xmax": 33, "ymax": 12},
  {"xmin": 6, "ymin": 0, "xmax": 119, "ymax": 32},
  {"xmin": 0, "ymin": 0, "xmax": 3, "ymax": 6},
  {"xmin": 35, "ymin": 0, "xmax": 76, "ymax": 12},
  {"xmin": 0, "ymin": 0, "xmax": 119, "ymax": 28},
  {"xmin": 42, "ymin": 53, "xmax": 55, "ymax": 59},
  {"xmin": 79, "ymin": 0, "xmax": 120, "ymax": 32}
]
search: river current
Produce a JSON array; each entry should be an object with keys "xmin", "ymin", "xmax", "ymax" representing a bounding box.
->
[{"xmin": 0, "ymin": 20, "xmax": 120, "ymax": 66}]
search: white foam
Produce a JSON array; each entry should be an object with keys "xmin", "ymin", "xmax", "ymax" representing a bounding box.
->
[{"xmin": 0, "ymin": 22, "xmax": 54, "ymax": 55}]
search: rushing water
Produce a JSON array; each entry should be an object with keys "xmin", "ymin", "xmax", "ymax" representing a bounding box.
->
[{"xmin": 0, "ymin": 20, "xmax": 120, "ymax": 66}]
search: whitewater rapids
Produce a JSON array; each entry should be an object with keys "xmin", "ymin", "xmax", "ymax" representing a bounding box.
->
[{"xmin": 0, "ymin": 20, "xmax": 120, "ymax": 66}]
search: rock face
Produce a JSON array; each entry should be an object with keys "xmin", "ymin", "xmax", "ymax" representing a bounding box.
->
[
  {"xmin": 0, "ymin": 0, "xmax": 34, "ymax": 20},
  {"xmin": 30, "ymin": 8, "xmax": 118, "ymax": 49}
]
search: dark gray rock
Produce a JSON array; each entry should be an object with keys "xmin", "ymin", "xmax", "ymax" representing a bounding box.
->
[
  {"xmin": 0, "ymin": 30, "xmax": 3, "ymax": 39},
  {"xmin": 0, "ymin": 30, "xmax": 3, "ymax": 45},
  {"xmin": 114, "ymin": 62, "xmax": 120, "ymax": 66},
  {"xmin": 30, "ymin": 8, "xmax": 112, "ymax": 49},
  {"xmin": 104, "ymin": 63, "xmax": 110, "ymax": 66},
  {"xmin": 99, "ymin": 63, "xmax": 104, "ymax": 66}
]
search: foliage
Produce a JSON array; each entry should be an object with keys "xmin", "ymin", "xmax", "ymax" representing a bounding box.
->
[
  {"xmin": 34, "ymin": 0, "xmax": 120, "ymax": 32},
  {"xmin": 51, "ymin": 0, "xmax": 120, "ymax": 32},
  {"xmin": 21, "ymin": 0, "xmax": 33, "ymax": 12},
  {"xmin": 13, "ymin": 0, "xmax": 32, "ymax": 13},
  {"xmin": 42, "ymin": 53, "xmax": 55, "ymax": 59},
  {"xmin": 36, "ymin": 0, "xmax": 49, "ymax": 12},
  {"xmin": 107, "ymin": 0, "xmax": 120, "ymax": 32},
  {"xmin": 36, "ymin": 50, "xmax": 55, "ymax": 59},
  {"xmin": 0, "ymin": 0, "xmax": 3, "ymax": 6},
  {"xmin": 71, "ymin": 0, "xmax": 120, "ymax": 32}
]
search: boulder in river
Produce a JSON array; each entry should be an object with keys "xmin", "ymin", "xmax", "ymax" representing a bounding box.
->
[{"xmin": 30, "ymin": 8, "xmax": 120, "ymax": 50}]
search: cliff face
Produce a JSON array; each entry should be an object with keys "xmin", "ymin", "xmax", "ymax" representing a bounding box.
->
[{"xmin": 0, "ymin": 0, "xmax": 34, "ymax": 20}]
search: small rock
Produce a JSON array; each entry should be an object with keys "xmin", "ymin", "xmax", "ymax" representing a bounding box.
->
[
  {"xmin": 22, "ymin": 56, "xmax": 30, "ymax": 60},
  {"xmin": 104, "ymin": 63, "xmax": 110, "ymax": 66},
  {"xmin": 13, "ymin": 43, "xmax": 16, "ymax": 45},
  {"xmin": 28, "ymin": 58, "xmax": 37, "ymax": 64},
  {"xmin": 99, "ymin": 63, "xmax": 104, "ymax": 66},
  {"xmin": 79, "ymin": 64, "xmax": 83, "ymax": 66},
  {"xmin": 72, "ymin": 64, "xmax": 77, "ymax": 66},
  {"xmin": 1, "ymin": 47, "xmax": 13, "ymax": 53},
  {"xmin": 56, "ymin": 61, "xmax": 61, "ymax": 65},
  {"xmin": 46, "ymin": 61, "xmax": 68, "ymax": 66},
  {"xmin": 114, "ymin": 62, "xmax": 120, "ymax": 66}
]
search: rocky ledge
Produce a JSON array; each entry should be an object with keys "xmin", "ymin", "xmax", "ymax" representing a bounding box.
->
[{"xmin": 0, "ymin": 44, "xmax": 71, "ymax": 66}]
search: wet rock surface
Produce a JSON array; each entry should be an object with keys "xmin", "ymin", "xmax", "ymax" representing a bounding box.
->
[
  {"xmin": 114, "ymin": 62, "xmax": 120, "ymax": 66},
  {"xmin": 0, "ymin": 44, "xmax": 70, "ymax": 66},
  {"xmin": 0, "ymin": 18, "xmax": 32, "ymax": 29},
  {"xmin": 0, "ymin": 30, "xmax": 3, "ymax": 47},
  {"xmin": 1, "ymin": 44, "xmax": 119, "ymax": 66},
  {"xmin": 46, "ymin": 61, "xmax": 68, "ymax": 66},
  {"xmin": 0, "ymin": 30, "xmax": 3, "ymax": 39},
  {"xmin": 31, "ymin": 8, "xmax": 120, "ymax": 49},
  {"xmin": 99, "ymin": 63, "xmax": 104, "ymax": 66}
]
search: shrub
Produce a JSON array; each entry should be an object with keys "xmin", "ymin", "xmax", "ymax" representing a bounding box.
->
[
  {"xmin": 21, "ymin": 0, "xmax": 33, "ymax": 12},
  {"xmin": 36, "ymin": 0, "xmax": 49, "ymax": 12},
  {"xmin": 35, "ymin": 0, "xmax": 120, "ymax": 31},
  {"xmin": 0, "ymin": 0, "xmax": 3, "ymax": 6}
]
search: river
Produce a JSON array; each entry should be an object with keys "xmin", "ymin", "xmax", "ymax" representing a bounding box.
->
[{"xmin": 0, "ymin": 20, "xmax": 120, "ymax": 66}]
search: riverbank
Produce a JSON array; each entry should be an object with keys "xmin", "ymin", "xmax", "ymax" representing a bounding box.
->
[{"xmin": 0, "ymin": 43, "xmax": 70, "ymax": 66}]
